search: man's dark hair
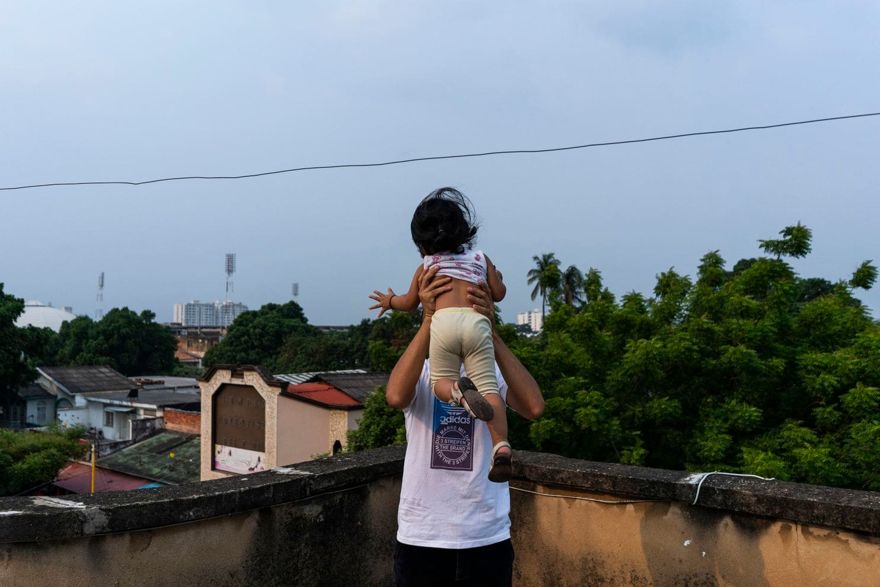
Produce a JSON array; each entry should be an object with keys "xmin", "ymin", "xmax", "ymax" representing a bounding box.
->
[{"xmin": 411, "ymin": 187, "xmax": 479, "ymax": 255}]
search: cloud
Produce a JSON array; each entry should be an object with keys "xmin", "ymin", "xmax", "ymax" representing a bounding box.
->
[{"xmin": 593, "ymin": 1, "xmax": 741, "ymax": 56}]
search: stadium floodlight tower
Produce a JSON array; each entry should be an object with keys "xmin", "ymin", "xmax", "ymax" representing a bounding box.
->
[
  {"xmin": 225, "ymin": 253, "xmax": 236, "ymax": 305},
  {"xmin": 96, "ymin": 272, "xmax": 105, "ymax": 320}
]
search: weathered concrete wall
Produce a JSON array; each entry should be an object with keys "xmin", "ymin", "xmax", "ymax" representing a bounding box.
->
[
  {"xmin": 2, "ymin": 478, "xmax": 400, "ymax": 587},
  {"xmin": 1, "ymin": 447, "xmax": 404, "ymax": 587},
  {"xmin": 2, "ymin": 448, "xmax": 880, "ymax": 586},
  {"xmin": 511, "ymin": 482, "xmax": 880, "ymax": 586},
  {"xmin": 510, "ymin": 453, "xmax": 880, "ymax": 587}
]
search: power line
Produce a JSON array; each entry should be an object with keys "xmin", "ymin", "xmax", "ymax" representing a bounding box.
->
[{"xmin": 2, "ymin": 111, "xmax": 878, "ymax": 192}]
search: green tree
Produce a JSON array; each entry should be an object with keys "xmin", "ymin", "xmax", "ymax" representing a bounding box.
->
[
  {"xmin": 203, "ymin": 301, "xmax": 314, "ymax": 372},
  {"xmin": 0, "ymin": 284, "xmax": 36, "ymax": 409},
  {"xmin": 527, "ymin": 253, "xmax": 561, "ymax": 317},
  {"xmin": 367, "ymin": 311, "xmax": 422, "ymax": 372},
  {"xmin": 276, "ymin": 320, "xmax": 372, "ymax": 373},
  {"xmin": 758, "ymin": 222, "xmax": 812, "ymax": 258},
  {"xmin": 850, "ymin": 260, "xmax": 878, "ymax": 290},
  {"xmin": 346, "ymin": 386, "xmax": 405, "ymax": 451},
  {"xmin": 560, "ymin": 265, "xmax": 585, "ymax": 307},
  {"xmin": 513, "ymin": 224, "xmax": 880, "ymax": 489},
  {"xmin": 56, "ymin": 308, "xmax": 176, "ymax": 375},
  {"xmin": 0, "ymin": 426, "xmax": 85, "ymax": 495}
]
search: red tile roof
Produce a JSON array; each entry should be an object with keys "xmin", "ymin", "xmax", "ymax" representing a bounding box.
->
[
  {"xmin": 285, "ymin": 382, "xmax": 362, "ymax": 409},
  {"xmin": 53, "ymin": 462, "xmax": 156, "ymax": 494},
  {"xmin": 175, "ymin": 349, "xmax": 201, "ymax": 362}
]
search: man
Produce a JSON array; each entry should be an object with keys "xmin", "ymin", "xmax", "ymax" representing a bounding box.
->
[{"xmin": 386, "ymin": 265, "xmax": 545, "ymax": 586}]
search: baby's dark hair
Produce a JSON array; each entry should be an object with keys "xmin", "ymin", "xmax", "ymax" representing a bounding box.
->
[{"xmin": 411, "ymin": 187, "xmax": 479, "ymax": 255}]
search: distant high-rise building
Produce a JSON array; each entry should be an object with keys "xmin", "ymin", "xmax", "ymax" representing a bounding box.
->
[
  {"xmin": 217, "ymin": 301, "xmax": 248, "ymax": 327},
  {"xmin": 516, "ymin": 309, "xmax": 544, "ymax": 333},
  {"xmin": 173, "ymin": 300, "xmax": 248, "ymax": 327}
]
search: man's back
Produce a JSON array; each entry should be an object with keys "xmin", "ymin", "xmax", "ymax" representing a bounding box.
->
[{"xmin": 397, "ymin": 360, "xmax": 510, "ymax": 549}]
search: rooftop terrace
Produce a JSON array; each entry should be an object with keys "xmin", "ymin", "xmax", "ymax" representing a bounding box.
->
[{"xmin": 1, "ymin": 448, "xmax": 878, "ymax": 585}]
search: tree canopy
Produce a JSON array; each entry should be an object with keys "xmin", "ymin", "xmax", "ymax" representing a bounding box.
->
[
  {"xmin": 203, "ymin": 300, "xmax": 421, "ymax": 374},
  {"xmin": 0, "ymin": 284, "xmax": 35, "ymax": 407},
  {"xmin": 0, "ymin": 426, "xmax": 85, "ymax": 495},
  {"xmin": 56, "ymin": 308, "xmax": 177, "ymax": 376},
  {"xmin": 511, "ymin": 224, "xmax": 880, "ymax": 490}
]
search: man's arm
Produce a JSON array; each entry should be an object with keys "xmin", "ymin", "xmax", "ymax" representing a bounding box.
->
[
  {"xmin": 385, "ymin": 266, "xmax": 452, "ymax": 409},
  {"xmin": 467, "ymin": 283, "xmax": 544, "ymax": 420},
  {"xmin": 493, "ymin": 331, "xmax": 544, "ymax": 419}
]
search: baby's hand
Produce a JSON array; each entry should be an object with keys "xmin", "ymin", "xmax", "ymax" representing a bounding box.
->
[{"xmin": 369, "ymin": 288, "xmax": 396, "ymax": 318}]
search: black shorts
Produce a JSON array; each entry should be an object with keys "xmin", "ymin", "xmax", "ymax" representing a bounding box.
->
[{"xmin": 393, "ymin": 539, "xmax": 514, "ymax": 587}]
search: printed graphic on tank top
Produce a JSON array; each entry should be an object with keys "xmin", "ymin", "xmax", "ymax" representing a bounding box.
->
[{"xmin": 430, "ymin": 397, "xmax": 474, "ymax": 471}]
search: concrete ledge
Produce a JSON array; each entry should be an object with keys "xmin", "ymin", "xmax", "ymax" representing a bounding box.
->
[
  {"xmin": 515, "ymin": 451, "xmax": 880, "ymax": 536},
  {"xmin": 3, "ymin": 447, "xmax": 879, "ymax": 544},
  {"xmin": 0, "ymin": 445, "xmax": 405, "ymax": 544}
]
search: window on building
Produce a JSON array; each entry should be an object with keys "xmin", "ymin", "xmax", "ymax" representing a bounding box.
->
[
  {"xmin": 105, "ymin": 411, "xmax": 114, "ymax": 427},
  {"xmin": 36, "ymin": 401, "xmax": 47, "ymax": 424}
]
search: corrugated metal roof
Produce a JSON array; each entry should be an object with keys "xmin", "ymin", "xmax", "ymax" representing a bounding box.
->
[
  {"xmin": 99, "ymin": 432, "xmax": 200, "ymax": 486},
  {"xmin": 53, "ymin": 462, "xmax": 156, "ymax": 494},
  {"xmin": 273, "ymin": 369, "xmax": 367, "ymax": 385},
  {"xmin": 315, "ymin": 373, "xmax": 388, "ymax": 403},
  {"xmin": 87, "ymin": 386, "xmax": 200, "ymax": 408},
  {"xmin": 39, "ymin": 366, "xmax": 137, "ymax": 395}
]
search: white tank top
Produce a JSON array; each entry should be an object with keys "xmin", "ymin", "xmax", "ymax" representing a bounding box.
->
[{"xmin": 422, "ymin": 249, "xmax": 487, "ymax": 284}]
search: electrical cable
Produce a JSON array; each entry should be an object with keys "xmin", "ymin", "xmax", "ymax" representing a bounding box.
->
[
  {"xmin": 690, "ymin": 471, "xmax": 776, "ymax": 506},
  {"xmin": 1, "ymin": 111, "xmax": 878, "ymax": 192},
  {"xmin": 510, "ymin": 484, "xmax": 662, "ymax": 505}
]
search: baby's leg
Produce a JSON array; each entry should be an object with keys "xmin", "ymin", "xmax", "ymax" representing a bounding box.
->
[
  {"xmin": 484, "ymin": 394, "xmax": 509, "ymax": 453},
  {"xmin": 430, "ymin": 312, "xmax": 494, "ymax": 420},
  {"xmin": 428, "ymin": 313, "xmax": 463, "ymax": 402},
  {"xmin": 431, "ymin": 379, "xmax": 457, "ymax": 403},
  {"xmin": 461, "ymin": 314, "xmax": 512, "ymax": 481}
]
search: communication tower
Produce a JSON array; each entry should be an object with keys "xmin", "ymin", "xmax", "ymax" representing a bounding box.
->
[
  {"xmin": 225, "ymin": 253, "xmax": 236, "ymax": 304},
  {"xmin": 96, "ymin": 272, "xmax": 105, "ymax": 320}
]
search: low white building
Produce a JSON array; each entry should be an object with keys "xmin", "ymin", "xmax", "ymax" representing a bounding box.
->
[
  {"xmin": 36, "ymin": 366, "xmax": 199, "ymax": 442},
  {"xmin": 15, "ymin": 301, "xmax": 77, "ymax": 332}
]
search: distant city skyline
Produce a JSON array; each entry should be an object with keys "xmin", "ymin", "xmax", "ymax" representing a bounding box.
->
[{"xmin": 2, "ymin": 3, "xmax": 878, "ymax": 325}]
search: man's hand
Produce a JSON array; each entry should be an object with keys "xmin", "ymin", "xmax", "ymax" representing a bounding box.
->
[
  {"xmin": 418, "ymin": 265, "xmax": 452, "ymax": 320},
  {"xmin": 467, "ymin": 281, "xmax": 496, "ymax": 328}
]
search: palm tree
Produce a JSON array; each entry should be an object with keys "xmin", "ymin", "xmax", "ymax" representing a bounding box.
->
[
  {"xmin": 560, "ymin": 265, "xmax": 584, "ymax": 306},
  {"xmin": 527, "ymin": 253, "xmax": 561, "ymax": 317}
]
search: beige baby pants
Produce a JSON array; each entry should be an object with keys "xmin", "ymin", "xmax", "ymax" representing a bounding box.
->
[{"xmin": 429, "ymin": 308, "xmax": 499, "ymax": 397}]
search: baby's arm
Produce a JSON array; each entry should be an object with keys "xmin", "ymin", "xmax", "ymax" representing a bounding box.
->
[
  {"xmin": 484, "ymin": 255, "xmax": 507, "ymax": 302},
  {"xmin": 369, "ymin": 265, "xmax": 424, "ymax": 316}
]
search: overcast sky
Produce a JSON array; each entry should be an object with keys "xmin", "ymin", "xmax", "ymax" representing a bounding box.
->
[{"xmin": 2, "ymin": 1, "xmax": 878, "ymax": 325}]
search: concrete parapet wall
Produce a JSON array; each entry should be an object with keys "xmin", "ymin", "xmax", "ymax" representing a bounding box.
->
[
  {"xmin": 1, "ymin": 447, "xmax": 404, "ymax": 587},
  {"xmin": 1, "ymin": 448, "xmax": 879, "ymax": 586},
  {"xmin": 510, "ymin": 453, "xmax": 880, "ymax": 586}
]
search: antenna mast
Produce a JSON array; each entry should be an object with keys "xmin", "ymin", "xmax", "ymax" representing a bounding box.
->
[
  {"xmin": 96, "ymin": 272, "xmax": 105, "ymax": 320},
  {"xmin": 225, "ymin": 253, "xmax": 236, "ymax": 305}
]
